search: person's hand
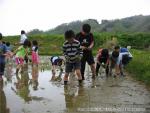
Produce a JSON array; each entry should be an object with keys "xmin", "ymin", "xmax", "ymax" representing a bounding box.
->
[
  {"xmin": 87, "ymin": 47, "xmax": 92, "ymax": 51},
  {"xmin": 81, "ymin": 46, "xmax": 87, "ymax": 50},
  {"xmin": 97, "ymin": 61, "xmax": 100, "ymax": 64},
  {"xmin": 65, "ymin": 56, "xmax": 70, "ymax": 62},
  {"xmin": 75, "ymin": 55, "xmax": 82, "ymax": 62},
  {"xmin": 8, "ymin": 52, "xmax": 14, "ymax": 58},
  {"xmin": 101, "ymin": 62, "xmax": 106, "ymax": 68}
]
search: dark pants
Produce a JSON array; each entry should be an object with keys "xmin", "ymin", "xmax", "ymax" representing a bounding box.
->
[
  {"xmin": 0, "ymin": 62, "xmax": 5, "ymax": 76},
  {"xmin": 96, "ymin": 58, "xmax": 109, "ymax": 76},
  {"xmin": 81, "ymin": 51, "xmax": 95, "ymax": 79}
]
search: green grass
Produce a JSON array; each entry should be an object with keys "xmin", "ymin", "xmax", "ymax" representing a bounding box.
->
[
  {"xmin": 4, "ymin": 34, "xmax": 65, "ymax": 55},
  {"xmin": 126, "ymin": 49, "xmax": 150, "ymax": 85}
]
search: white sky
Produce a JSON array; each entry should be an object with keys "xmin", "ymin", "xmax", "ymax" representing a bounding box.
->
[{"xmin": 0, "ymin": 0, "xmax": 150, "ymax": 36}]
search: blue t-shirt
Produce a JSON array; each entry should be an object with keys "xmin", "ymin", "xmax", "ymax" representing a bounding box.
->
[
  {"xmin": 6, "ymin": 45, "xmax": 13, "ymax": 52},
  {"xmin": 0, "ymin": 43, "xmax": 7, "ymax": 63}
]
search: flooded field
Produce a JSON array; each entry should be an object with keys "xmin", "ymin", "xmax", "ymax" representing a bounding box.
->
[{"xmin": 0, "ymin": 56, "xmax": 150, "ymax": 113}]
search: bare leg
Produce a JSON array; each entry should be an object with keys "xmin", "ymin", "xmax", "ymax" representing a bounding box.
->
[
  {"xmin": 51, "ymin": 65, "xmax": 56, "ymax": 80},
  {"xmin": 16, "ymin": 64, "xmax": 21, "ymax": 75},
  {"xmin": 90, "ymin": 63, "xmax": 96, "ymax": 79},
  {"xmin": 96, "ymin": 63, "xmax": 101, "ymax": 76},
  {"xmin": 75, "ymin": 69, "xmax": 82, "ymax": 85},
  {"xmin": 64, "ymin": 73, "xmax": 69, "ymax": 85},
  {"xmin": 75, "ymin": 69, "xmax": 82, "ymax": 80}
]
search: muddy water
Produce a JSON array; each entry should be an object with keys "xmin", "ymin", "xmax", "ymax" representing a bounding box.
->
[{"xmin": 0, "ymin": 57, "xmax": 150, "ymax": 113}]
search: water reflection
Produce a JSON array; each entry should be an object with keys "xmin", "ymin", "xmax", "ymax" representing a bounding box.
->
[
  {"xmin": 31, "ymin": 65, "xmax": 39, "ymax": 90},
  {"xmin": 0, "ymin": 79, "xmax": 10, "ymax": 113},
  {"xmin": 11, "ymin": 64, "xmax": 31, "ymax": 102},
  {"xmin": 5, "ymin": 62, "xmax": 13, "ymax": 83},
  {"xmin": 64, "ymin": 84, "xmax": 87, "ymax": 112}
]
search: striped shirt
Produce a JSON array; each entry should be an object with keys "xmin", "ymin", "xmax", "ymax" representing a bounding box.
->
[{"xmin": 63, "ymin": 39, "xmax": 83, "ymax": 62}]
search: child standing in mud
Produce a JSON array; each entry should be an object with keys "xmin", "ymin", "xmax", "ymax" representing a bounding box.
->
[
  {"xmin": 31, "ymin": 40, "xmax": 39, "ymax": 67},
  {"xmin": 76, "ymin": 24, "xmax": 96, "ymax": 80},
  {"xmin": 63, "ymin": 30, "xmax": 83, "ymax": 85},
  {"xmin": 13, "ymin": 40, "xmax": 29, "ymax": 74}
]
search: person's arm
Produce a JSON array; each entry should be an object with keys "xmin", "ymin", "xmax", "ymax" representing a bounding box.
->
[
  {"xmin": 3, "ymin": 45, "xmax": 15, "ymax": 57},
  {"xmin": 78, "ymin": 42, "xmax": 83, "ymax": 58},
  {"xmin": 62, "ymin": 43, "xmax": 67, "ymax": 57},
  {"xmin": 106, "ymin": 56, "xmax": 110, "ymax": 66},
  {"xmin": 88, "ymin": 33, "xmax": 94, "ymax": 50},
  {"xmin": 76, "ymin": 33, "xmax": 87, "ymax": 50},
  {"xmin": 88, "ymin": 41, "xmax": 94, "ymax": 50},
  {"xmin": 128, "ymin": 51, "xmax": 133, "ymax": 58},
  {"xmin": 13, "ymin": 46, "xmax": 21, "ymax": 56}
]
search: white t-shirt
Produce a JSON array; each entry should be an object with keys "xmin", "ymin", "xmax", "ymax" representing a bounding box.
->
[
  {"xmin": 52, "ymin": 56, "xmax": 59, "ymax": 63},
  {"xmin": 32, "ymin": 46, "xmax": 38, "ymax": 54},
  {"xmin": 117, "ymin": 52, "xmax": 133, "ymax": 65},
  {"xmin": 20, "ymin": 34, "xmax": 27, "ymax": 44}
]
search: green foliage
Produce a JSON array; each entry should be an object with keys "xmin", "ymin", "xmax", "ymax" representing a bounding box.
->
[
  {"xmin": 4, "ymin": 34, "xmax": 64, "ymax": 55},
  {"xmin": 126, "ymin": 49, "xmax": 150, "ymax": 85},
  {"xmin": 116, "ymin": 33, "xmax": 150, "ymax": 49},
  {"xmin": 4, "ymin": 33, "xmax": 150, "ymax": 55}
]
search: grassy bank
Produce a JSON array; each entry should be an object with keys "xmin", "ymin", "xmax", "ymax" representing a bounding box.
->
[{"xmin": 126, "ymin": 49, "xmax": 150, "ymax": 85}]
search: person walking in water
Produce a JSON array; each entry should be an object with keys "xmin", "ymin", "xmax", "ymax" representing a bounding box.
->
[
  {"xmin": 63, "ymin": 30, "xmax": 83, "ymax": 85},
  {"xmin": 76, "ymin": 24, "xmax": 96, "ymax": 80}
]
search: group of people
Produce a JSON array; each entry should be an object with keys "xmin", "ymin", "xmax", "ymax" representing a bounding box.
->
[
  {"xmin": 0, "ymin": 24, "xmax": 133, "ymax": 87},
  {"xmin": 0, "ymin": 31, "xmax": 39, "ymax": 81},
  {"xmin": 50, "ymin": 24, "xmax": 133, "ymax": 86}
]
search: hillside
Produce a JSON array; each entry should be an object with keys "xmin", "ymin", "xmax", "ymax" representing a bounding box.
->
[{"xmin": 28, "ymin": 15, "xmax": 150, "ymax": 35}]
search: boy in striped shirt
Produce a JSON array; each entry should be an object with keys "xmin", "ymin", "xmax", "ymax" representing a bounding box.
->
[{"xmin": 63, "ymin": 30, "xmax": 83, "ymax": 85}]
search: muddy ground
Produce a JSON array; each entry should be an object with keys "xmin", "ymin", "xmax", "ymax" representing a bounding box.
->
[{"xmin": 0, "ymin": 57, "xmax": 150, "ymax": 113}]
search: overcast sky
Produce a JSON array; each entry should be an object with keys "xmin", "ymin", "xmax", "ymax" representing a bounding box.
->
[{"xmin": 0, "ymin": 0, "xmax": 150, "ymax": 36}]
